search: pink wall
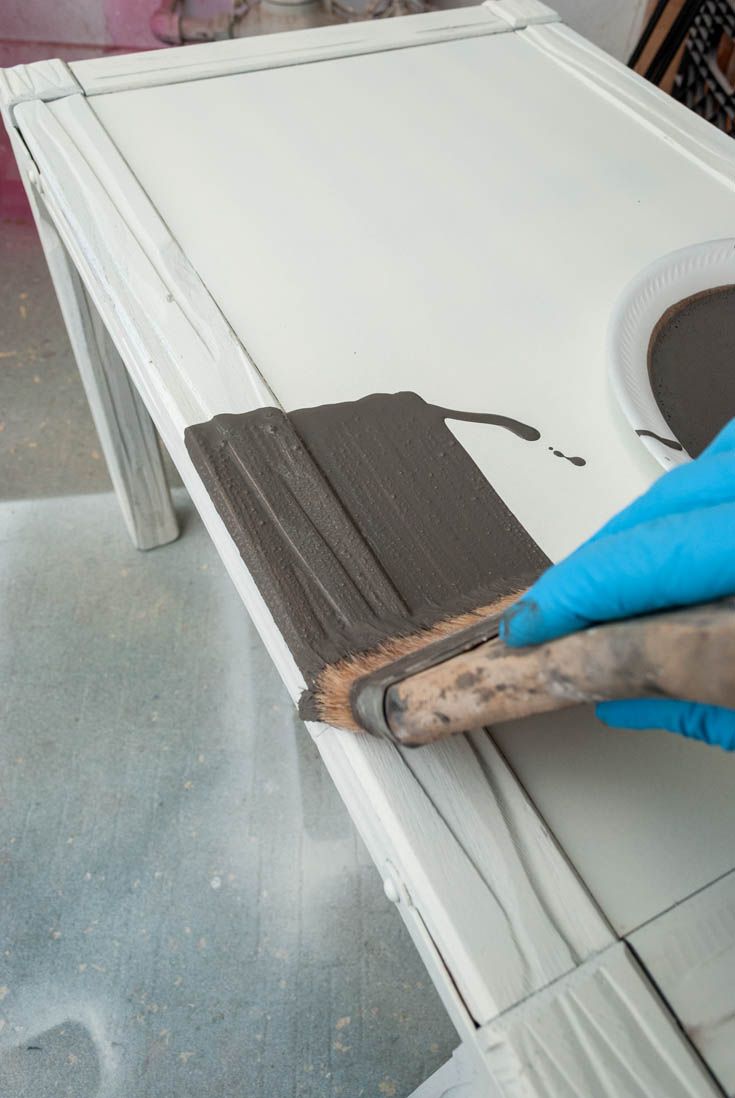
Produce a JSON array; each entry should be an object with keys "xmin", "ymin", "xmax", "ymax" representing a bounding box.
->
[
  {"xmin": 1, "ymin": 1, "xmax": 169, "ymax": 221},
  {"xmin": 0, "ymin": 1, "xmax": 164, "ymax": 52}
]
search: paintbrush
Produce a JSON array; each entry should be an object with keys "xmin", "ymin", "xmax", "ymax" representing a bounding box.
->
[{"xmin": 312, "ymin": 597, "xmax": 735, "ymax": 746}]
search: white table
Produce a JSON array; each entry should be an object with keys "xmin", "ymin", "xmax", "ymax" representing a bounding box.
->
[{"xmin": 3, "ymin": 4, "xmax": 735, "ymax": 1094}]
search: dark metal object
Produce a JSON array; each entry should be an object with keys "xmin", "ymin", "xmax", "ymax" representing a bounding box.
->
[
  {"xmin": 629, "ymin": 0, "xmax": 735, "ymax": 135},
  {"xmin": 643, "ymin": 0, "xmax": 707, "ymax": 85},
  {"xmin": 629, "ymin": 0, "xmax": 675, "ymax": 68},
  {"xmin": 350, "ymin": 613, "xmax": 504, "ymax": 743},
  {"xmin": 672, "ymin": 0, "xmax": 735, "ymax": 132}
]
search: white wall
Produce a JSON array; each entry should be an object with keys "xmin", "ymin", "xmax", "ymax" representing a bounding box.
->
[{"xmin": 551, "ymin": 0, "xmax": 649, "ymax": 61}]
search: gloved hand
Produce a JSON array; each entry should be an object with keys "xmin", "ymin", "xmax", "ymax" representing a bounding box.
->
[{"xmin": 500, "ymin": 418, "xmax": 735, "ymax": 749}]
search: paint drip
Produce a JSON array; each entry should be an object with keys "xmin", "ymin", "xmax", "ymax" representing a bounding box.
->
[{"xmin": 635, "ymin": 429, "xmax": 683, "ymax": 451}]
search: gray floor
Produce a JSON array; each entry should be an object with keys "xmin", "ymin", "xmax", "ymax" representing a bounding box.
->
[{"xmin": 0, "ymin": 218, "xmax": 455, "ymax": 1096}]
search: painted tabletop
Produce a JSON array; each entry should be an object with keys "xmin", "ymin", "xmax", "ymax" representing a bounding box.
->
[{"xmin": 79, "ymin": 26, "xmax": 735, "ymax": 934}]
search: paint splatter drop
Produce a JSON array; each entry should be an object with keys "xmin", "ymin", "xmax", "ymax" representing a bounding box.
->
[{"xmin": 548, "ymin": 447, "xmax": 586, "ymax": 467}]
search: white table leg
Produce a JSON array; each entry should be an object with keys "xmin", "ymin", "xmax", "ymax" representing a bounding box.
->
[
  {"xmin": 31, "ymin": 191, "xmax": 178, "ymax": 550},
  {"xmin": 479, "ymin": 942, "xmax": 723, "ymax": 1098},
  {"xmin": 409, "ymin": 1044, "xmax": 502, "ymax": 1098}
]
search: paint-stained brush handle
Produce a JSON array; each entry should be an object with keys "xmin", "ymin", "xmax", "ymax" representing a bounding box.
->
[{"xmin": 374, "ymin": 599, "xmax": 735, "ymax": 746}]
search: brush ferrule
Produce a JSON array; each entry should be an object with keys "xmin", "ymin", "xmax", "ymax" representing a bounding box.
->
[{"xmin": 351, "ymin": 612, "xmax": 504, "ymax": 744}]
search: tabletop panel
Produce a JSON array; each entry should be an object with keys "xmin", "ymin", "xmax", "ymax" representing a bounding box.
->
[
  {"xmin": 89, "ymin": 31, "xmax": 735, "ymax": 560},
  {"xmin": 85, "ymin": 28, "xmax": 735, "ymax": 933}
]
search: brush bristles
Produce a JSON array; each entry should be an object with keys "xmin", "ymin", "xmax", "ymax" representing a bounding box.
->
[{"xmin": 313, "ymin": 590, "xmax": 522, "ymax": 731}]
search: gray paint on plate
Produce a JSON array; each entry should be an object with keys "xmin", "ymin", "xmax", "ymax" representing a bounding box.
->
[{"xmin": 648, "ymin": 285, "xmax": 735, "ymax": 457}]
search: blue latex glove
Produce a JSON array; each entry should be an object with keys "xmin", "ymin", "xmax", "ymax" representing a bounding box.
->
[{"xmin": 500, "ymin": 418, "xmax": 735, "ymax": 749}]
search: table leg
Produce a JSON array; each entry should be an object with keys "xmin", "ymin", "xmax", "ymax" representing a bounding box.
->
[
  {"xmin": 409, "ymin": 1044, "xmax": 501, "ymax": 1098},
  {"xmin": 31, "ymin": 193, "xmax": 178, "ymax": 550}
]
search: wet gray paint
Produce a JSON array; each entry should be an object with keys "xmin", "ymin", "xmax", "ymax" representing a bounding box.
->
[
  {"xmin": 648, "ymin": 285, "xmax": 735, "ymax": 457},
  {"xmin": 185, "ymin": 393, "xmax": 548, "ymax": 706},
  {"xmin": 635, "ymin": 429, "xmax": 683, "ymax": 451},
  {"xmin": 548, "ymin": 447, "xmax": 586, "ymax": 467},
  {"xmin": 431, "ymin": 406, "xmax": 541, "ymax": 441}
]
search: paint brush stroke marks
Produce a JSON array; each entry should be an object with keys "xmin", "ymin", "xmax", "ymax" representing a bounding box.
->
[{"xmin": 185, "ymin": 392, "xmax": 549, "ymax": 705}]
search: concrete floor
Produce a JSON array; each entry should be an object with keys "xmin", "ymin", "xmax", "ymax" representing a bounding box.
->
[{"xmin": 0, "ymin": 220, "xmax": 456, "ymax": 1095}]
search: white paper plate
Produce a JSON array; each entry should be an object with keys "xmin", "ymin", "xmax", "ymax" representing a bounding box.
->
[{"xmin": 607, "ymin": 237, "xmax": 735, "ymax": 469}]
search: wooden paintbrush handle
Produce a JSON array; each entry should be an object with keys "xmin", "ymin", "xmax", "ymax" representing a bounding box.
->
[{"xmin": 384, "ymin": 598, "xmax": 735, "ymax": 746}]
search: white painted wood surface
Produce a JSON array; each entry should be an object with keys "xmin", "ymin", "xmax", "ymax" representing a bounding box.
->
[
  {"xmin": 0, "ymin": 72, "xmax": 178, "ymax": 551},
  {"xmin": 479, "ymin": 944, "xmax": 723, "ymax": 1098},
  {"xmin": 11, "ymin": 77, "xmax": 617, "ymax": 1033},
  {"xmin": 68, "ymin": 3, "xmax": 556, "ymax": 97},
  {"xmin": 87, "ymin": 24, "xmax": 735, "ymax": 560},
  {"xmin": 84, "ymin": 15, "xmax": 735, "ymax": 933},
  {"xmin": 316, "ymin": 725, "xmax": 612, "ymax": 1023},
  {"xmin": 486, "ymin": 0, "xmax": 558, "ymax": 28},
  {"xmin": 492, "ymin": 708, "xmax": 735, "ymax": 936},
  {"xmin": 524, "ymin": 23, "xmax": 735, "ymax": 190},
  {"xmin": 631, "ymin": 871, "xmax": 735, "ymax": 1097},
  {"xmin": 33, "ymin": 200, "xmax": 178, "ymax": 550},
  {"xmin": 15, "ymin": 97, "xmax": 278, "ymax": 430},
  {"xmin": 410, "ymin": 1042, "xmax": 503, "ymax": 1098},
  {"xmin": 5, "ymin": 13, "xmax": 735, "ymax": 1094},
  {"xmin": 0, "ymin": 57, "xmax": 80, "ymax": 119}
]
